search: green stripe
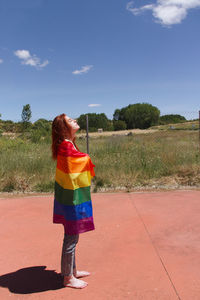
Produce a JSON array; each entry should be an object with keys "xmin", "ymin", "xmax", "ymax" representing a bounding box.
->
[{"xmin": 55, "ymin": 181, "xmax": 91, "ymax": 206}]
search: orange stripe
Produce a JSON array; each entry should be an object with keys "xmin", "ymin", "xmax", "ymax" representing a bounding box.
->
[{"xmin": 57, "ymin": 155, "xmax": 91, "ymax": 174}]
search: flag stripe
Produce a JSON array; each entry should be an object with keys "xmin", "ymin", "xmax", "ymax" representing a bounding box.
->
[
  {"xmin": 58, "ymin": 142, "xmax": 88, "ymax": 158},
  {"xmin": 53, "ymin": 197, "xmax": 93, "ymax": 220},
  {"xmin": 55, "ymin": 168, "xmax": 92, "ymax": 190},
  {"xmin": 53, "ymin": 214, "xmax": 95, "ymax": 235},
  {"xmin": 55, "ymin": 181, "xmax": 91, "ymax": 205},
  {"xmin": 56, "ymin": 155, "xmax": 91, "ymax": 174}
]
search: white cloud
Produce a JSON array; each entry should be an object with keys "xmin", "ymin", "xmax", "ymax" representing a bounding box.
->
[
  {"xmin": 39, "ymin": 60, "xmax": 49, "ymax": 68},
  {"xmin": 88, "ymin": 104, "xmax": 101, "ymax": 107},
  {"xmin": 14, "ymin": 49, "xmax": 49, "ymax": 68},
  {"xmin": 126, "ymin": 0, "xmax": 200, "ymax": 26},
  {"xmin": 72, "ymin": 65, "xmax": 93, "ymax": 75},
  {"xmin": 0, "ymin": 59, "xmax": 3, "ymax": 64},
  {"xmin": 15, "ymin": 50, "xmax": 31, "ymax": 60}
]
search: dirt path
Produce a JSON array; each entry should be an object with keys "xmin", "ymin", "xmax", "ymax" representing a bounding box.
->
[
  {"xmin": 77, "ymin": 128, "xmax": 158, "ymax": 138},
  {"xmin": 0, "ymin": 190, "xmax": 200, "ymax": 299}
]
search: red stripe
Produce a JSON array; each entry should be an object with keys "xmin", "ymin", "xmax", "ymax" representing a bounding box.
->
[
  {"xmin": 53, "ymin": 214, "xmax": 95, "ymax": 234},
  {"xmin": 58, "ymin": 140, "xmax": 88, "ymax": 158}
]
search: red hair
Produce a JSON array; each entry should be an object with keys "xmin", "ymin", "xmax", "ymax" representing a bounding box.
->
[{"xmin": 51, "ymin": 113, "xmax": 79, "ymax": 160}]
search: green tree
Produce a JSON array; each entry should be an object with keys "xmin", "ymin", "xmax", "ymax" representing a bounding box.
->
[
  {"xmin": 0, "ymin": 120, "xmax": 15, "ymax": 132},
  {"xmin": 78, "ymin": 113, "xmax": 111, "ymax": 131},
  {"xmin": 113, "ymin": 103, "xmax": 160, "ymax": 129},
  {"xmin": 21, "ymin": 104, "xmax": 32, "ymax": 130},
  {"xmin": 159, "ymin": 114, "xmax": 186, "ymax": 125},
  {"xmin": 106, "ymin": 120, "xmax": 114, "ymax": 131},
  {"xmin": 21, "ymin": 104, "xmax": 32, "ymax": 123},
  {"xmin": 113, "ymin": 109, "xmax": 121, "ymax": 121},
  {"xmin": 113, "ymin": 120, "xmax": 127, "ymax": 131},
  {"xmin": 32, "ymin": 118, "xmax": 51, "ymax": 131}
]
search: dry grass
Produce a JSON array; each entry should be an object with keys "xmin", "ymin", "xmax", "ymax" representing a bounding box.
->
[
  {"xmin": 78, "ymin": 130, "xmax": 200, "ymax": 191},
  {"xmin": 151, "ymin": 120, "xmax": 199, "ymax": 130},
  {"xmin": 0, "ymin": 130, "xmax": 199, "ymax": 193},
  {"xmin": 77, "ymin": 128, "xmax": 158, "ymax": 138}
]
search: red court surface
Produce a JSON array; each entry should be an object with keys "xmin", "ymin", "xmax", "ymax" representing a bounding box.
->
[{"xmin": 0, "ymin": 190, "xmax": 200, "ymax": 299}]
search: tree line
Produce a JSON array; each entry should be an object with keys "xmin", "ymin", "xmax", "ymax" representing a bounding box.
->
[
  {"xmin": 0, "ymin": 102, "xmax": 190, "ymax": 134},
  {"xmin": 78, "ymin": 103, "xmax": 187, "ymax": 131}
]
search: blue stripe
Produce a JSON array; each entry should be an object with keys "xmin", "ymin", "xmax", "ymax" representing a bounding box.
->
[{"xmin": 53, "ymin": 198, "xmax": 93, "ymax": 221}]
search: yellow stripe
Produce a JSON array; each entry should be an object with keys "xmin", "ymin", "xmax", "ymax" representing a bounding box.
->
[{"xmin": 55, "ymin": 168, "xmax": 92, "ymax": 190}]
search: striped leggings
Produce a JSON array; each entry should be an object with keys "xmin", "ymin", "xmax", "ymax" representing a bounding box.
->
[{"xmin": 61, "ymin": 233, "xmax": 79, "ymax": 276}]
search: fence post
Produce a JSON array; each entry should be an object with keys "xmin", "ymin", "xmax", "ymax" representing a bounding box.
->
[{"xmin": 86, "ymin": 114, "xmax": 89, "ymax": 154}]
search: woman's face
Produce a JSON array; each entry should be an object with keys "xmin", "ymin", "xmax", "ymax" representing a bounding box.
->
[{"xmin": 65, "ymin": 115, "xmax": 80, "ymax": 132}]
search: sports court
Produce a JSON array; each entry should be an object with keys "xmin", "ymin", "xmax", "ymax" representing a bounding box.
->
[{"xmin": 0, "ymin": 190, "xmax": 200, "ymax": 299}]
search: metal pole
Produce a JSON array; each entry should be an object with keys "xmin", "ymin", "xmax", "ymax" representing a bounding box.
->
[
  {"xmin": 199, "ymin": 110, "xmax": 200, "ymax": 152},
  {"xmin": 86, "ymin": 114, "xmax": 89, "ymax": 154}
]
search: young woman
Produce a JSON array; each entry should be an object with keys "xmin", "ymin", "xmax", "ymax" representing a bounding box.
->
[{"xmin": 51, "ymin": 113, "xmax": 95, "ymax": 289}]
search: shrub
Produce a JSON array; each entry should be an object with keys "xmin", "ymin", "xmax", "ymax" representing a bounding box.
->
[
  {"xmin": 159, "ymin": 114, "xmax": 186, "ymax": 125},
  {"xmin": 34, "ymin": 181, "xmax": 54, "ymax": 192},
  {"xmin": 113, "ymin": 120, "xmax": 127, "ymax": 131}
]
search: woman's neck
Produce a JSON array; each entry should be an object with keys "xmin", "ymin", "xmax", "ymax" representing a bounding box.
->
[{"xmin": 65, "ymin": 134, "xmax": 75, "ymax": 142}]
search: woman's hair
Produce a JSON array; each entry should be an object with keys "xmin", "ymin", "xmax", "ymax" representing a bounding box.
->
[{"xmin": 51, "ymin": 113, "xmax": 79, "ymax": 160}]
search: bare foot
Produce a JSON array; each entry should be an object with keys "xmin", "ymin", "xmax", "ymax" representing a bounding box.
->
[
  {"xmin": 63, "ymin": 275, "xmax": 88, "ymax": 289},
  {"xmin": 74, "ymin": 270, "xmax": 91, "ymax": 278}
]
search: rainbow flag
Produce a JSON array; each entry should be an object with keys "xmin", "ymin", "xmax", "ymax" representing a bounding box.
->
[{"xmin": 53, "ymin": 140, "xmax": 95, "ymax": 235}]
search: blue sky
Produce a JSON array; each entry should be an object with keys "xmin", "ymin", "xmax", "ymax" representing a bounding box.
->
[{"xmin": 0, "ymin": 0, "xmax": 200, "ymax": 122}]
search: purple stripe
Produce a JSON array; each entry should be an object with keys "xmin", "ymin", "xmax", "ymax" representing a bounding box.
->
[{"xmin": 53, "ymin": 214, "xmax": 95, "ymax": 235}]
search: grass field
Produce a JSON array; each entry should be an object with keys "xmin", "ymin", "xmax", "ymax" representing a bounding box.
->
[
  {"xmin": 0, "ymin": 129, "xmax": 199, "ymax": 193},
  {"xmin": 151, "ymin": 120, "xmax": 199, "ymax": 131}
]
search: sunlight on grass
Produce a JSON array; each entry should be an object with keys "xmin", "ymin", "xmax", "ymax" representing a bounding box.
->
[{"xmin": 0, "ymin": 130, "xmax": 199, "ymax": 192}]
